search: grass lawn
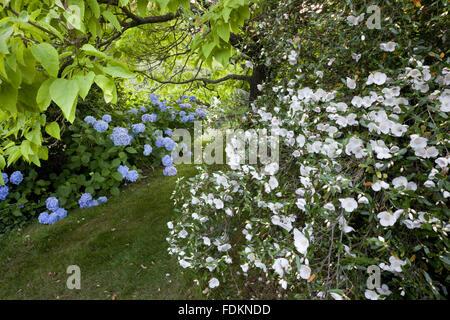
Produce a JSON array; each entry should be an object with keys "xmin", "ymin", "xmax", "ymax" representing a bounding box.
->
[{"xmin": 0, "ymin": 165, "xmax": 204, "ymax": 300}]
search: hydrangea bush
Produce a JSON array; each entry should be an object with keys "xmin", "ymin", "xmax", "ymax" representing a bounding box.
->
[
  {"xmin": 0, "ymin": 93, "xmax": 206, "ymax": 232},
  {"xmin": 167, "ymin": 0, "xmax": 449, "ymax": 299}
]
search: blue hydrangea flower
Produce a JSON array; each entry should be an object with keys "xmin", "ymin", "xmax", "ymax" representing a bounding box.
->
[
  {"xmin": 164, "ymin": 129, "xmax": 172, "ymax": 137},
  {"xmin": 46, "ymin": 197, "xmax": 59, "ymax": 212},
  {"xmin": 142, "ymin": 113, "xmax": 157, "ymax": 122},
  {"xmin": 0, "ymin": 185, "xmax": 9, "ymax": 200},
  {"xmin": 155, "ymin": 137, "xmax": 164, "ymax": 148},
  {"xmin": 102, "ymin": 114, "xmax": 112, "ymax": 123},
  {"xmin": 159, "ymin": 103, "xmax": 167, "ymax": 112},
  {"xmin": 47, "ymin": 212, "xmax": 59, "ymax": 225},
  {"xmin": 187, "ymin": 113, "xmax": 195, "ymax": 122},
  {"xmin": 189, "ymin": 95, "xmax": 197, "ymax": 102},
  {"xmin": 163, "ymin": 166, "xmax": 177, "ymax": 176},
  {"xmin": 79, "ymin": 193, "xmax": 93, "ymax": 208},
  {"xmin": 163, "ymin": 137, "xmax": 176, "ymax": 151},
  {"xmin": 180, "ymin": 95, "xmax": 188, "ymax": 100},
  {"xmin": 117, "ymin": 165, "xmax": 129, "ymax": 178},
  {"xmin": 38, "ymin": 211, "xmax": 50, "ymax": 224},
  {"xmin": 132, "ymin": 123, "xmax": 146, "ymax": 134},
  {"xmin": 94, "ymin": 120, "xmax": 109, "ymax": 133},
  {"xmin": 126, "ymin": 170, "xmax": 139, "ymax": 182},
  {"xmin": 55, "ymin": 208, "xmax": 67, "ymax": 220},
  {"xmin": 128, "ymin": 108, "xmax": 138, "ymax": 114},
  {"xmin": 10, "ymin": 171, "xmax": 23, "ymax": 185},
  {"xmin": 1, "ymin": 173, "xmax": 8, "ymax": 185},
  {"xmin": 195, "ymin": 108, "xmax": 206, "ymax": 118},
  {"xmin": 89, "ymin": 200, "xmax": 99, "ymax": 207},
  {"xmin": 179, "ymin": 111, "xmax": 186, "ymax": 117},
  {"xmin": 171, "ymin": 114, "xmax": 176, "ymax": 120},
  {"xmin": 98, "ymin": 196, "xmax": 108, "ymax": 204},
  {"xmin": 84, "ymin": 116, "xmax": 96, "ymax": 124},
  {"xmin": 162, "ymin": 155, "xmax": 173, "ymax": 167},
  {"xmin": 110, "ymin": 127, "xmax": 132, "ymax": 146},
  {"xmin": 143, "ymin": 144, "xmax": 152, "ymax": 156},
  {"xmin": 139, "ymin": 106, "xmax": 147, "ymax": 112},
  {"xmin": 149, "ymin": 94, "xmax": 159, "ymax": 104},
  {"xmin": 179, "ymin": 103, "xmax": 191, "ymax": 109}
]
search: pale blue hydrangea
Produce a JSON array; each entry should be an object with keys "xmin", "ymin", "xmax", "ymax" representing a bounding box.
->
[
  {"xmin": 126, "ymin": 170, "xmax": 139, "ymax": 182},
  {"xmin": 142, "ymin": 113, "xmax": 157, "ymax": 122},
  {"xmin": 102, "ymin": 114, "xmax": 112, "ymax": 123},
  {"xmin": 163, "ymin": 166, "xmax": 177, "ymax": 176},
  {"xmin": 46, "ymin": 197, "xmax": 59, "ymax": 212},
  {"xmin": 132, "ymin": 123, "xmax": 146, "ymax": 134},
  {"xmin": 55, "ymin": 208, "xmax": 67, "ymax": 220},
  {"xmin": 110, "ymin": 127, "xmax": 132, "ymax": 146},
  {"xmin": 94, "ymin": 120, "xmax": 109, "ymax": 133},
  {"xmin": 159, "ymin": 102, "xmax": 167, "ymax": 112},
  {"xmin": 1, "ymin": 173, "xmax": 8, "ymax": 185},
  {"xmin": 140, "ymin": 106, "xmax": 147, "ymax": 112},
  {"xmin": 79, "ymin": 193, "xmax": 93, "ymax": 208},
  {"xmin": 155, "ymin": 137, "xmax": 164, "ymax": 148},
  {"xmin": 38, "ymin": 211, "xmax": 50, "ymax": 224},
  {"xmin": 84, "ymin": 116, "xmax": 96, "ymax": 124},
  {"xmin": 162, "ymin": 155, "xmax": 173, "ymax": 167},
  {"xmin": 196, "ymin": 108, "xmax": 206, "ymax": 118},
  {"xmin": 98, "ymin": 196, "xmax": 108, "ymax": 203},
  {"xmin": 118, "ymin": 165, "xmax": 129, "ymax": 178},
  {"xmin": 10, "ymin": 171, "xmax": 23, "ymax": 185},
  {"xmin": 179, "ymin": 103, "xmax": 191, "ymax": 109},
  {"xmin": 89, "ymin": 200, "xmax": 99, "ymax": 207},
  {"xmin": 47, "ymin": 212, "xmax": 59, "ymax": 225},
  {"xmin": 128, "ymin": 108, "xmax": 138, "ymax": 114},
  {"xmin": 179, "ymin": 111, "xmax": 186, "ymax": 117},
  {"xmin": 144, "ymin": 144, "xmax": 152, "ymax": 156},
  {"xmin": 0, "ymin": 186, "xmax": 9, "ymax": 200},
  {"xmin": 163, "ymin": 138, "xmax": 176, "ymax": 151},
  {"xmin": 189, "ymin": 96, "xmax": 197, "ymax": 102},
  {"xmin": 164, "ymin": 129, "xmax": 172, "ymax": 136}
]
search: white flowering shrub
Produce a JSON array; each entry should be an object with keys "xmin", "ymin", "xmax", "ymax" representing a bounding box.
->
[{"xmin": 167, "ymin": 0, "xmax": 449, "ymax": 299}]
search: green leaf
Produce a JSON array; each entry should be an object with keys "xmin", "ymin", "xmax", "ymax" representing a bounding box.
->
[
  {"xmin": 102, "ymin": 64, "xmax": 134, "ymax": 78},
  {"xmin": 45, "ymin": 122, "xmax": 61, "ymax": 140},
  {"xmin": 94, "ymin": 75, "xmax": 117, "ymax": 104},
  {"xmin": 30, "ymin": 43, "xmax": 59, "ymax": 77},
  {"xmin": 0, "ymin": 155, "xmax": 6, "ymax": 170},
  {"xmin": 216, "ymin": 21, "xmax": 230, "ymax": 42},
  {"xmin": 119, "ymin": 0, "xmax": 130, "ymax": 6},
  {"xmin": 50, "ymin": 78, "xmax": 79, "ymax": 123},
  {"xmin": 137, "ymin": 0, "xmax": 148, "ymax": 15},
  {"xmin": 112, "ymin": 172, "xmax": 124, "ymax": 181},
  {"xmin": 81, "ymin": 44, "xmax": 107, "ymax": 58},
  {"xmin": 102, "ymin": 11, "xmax": 122, "ymax": 32},
  {"xmin": 73, "ymin": 71, "xmax": 95, "ymax": 99},
  {"xmin": 86, "ymin": 0, "xmax": 100, "ymax": 18},
  {"xmin": 24, "ymin": 127, "xmax": 42, "ymax": 146},
  {"xmin": 36, "ymin": 78, "xmax": 54, "ymax": 111}
]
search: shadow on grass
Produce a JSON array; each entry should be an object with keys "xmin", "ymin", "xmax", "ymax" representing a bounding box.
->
[{"xmin": 0, "ymin": 165, "xmax": 204, "ymax": 300}]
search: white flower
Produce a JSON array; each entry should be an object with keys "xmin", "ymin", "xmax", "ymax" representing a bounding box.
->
[
  {"xmin": 392, "ymin": 176, "xmax": 408, "ymax": 189},
  {"xmin": 279, "ymin": 279, "xmax": 287, "ymax": 290},
  {"xmin": 377, "ymin": 210, "xmax": 401, "ymax": 227},
  {"xmin": 351, "ymin": 53, "xmax": 361, "ymax": 62},
  {"xmin": 324, "ymin": 203, "xmax": 335, "ymax": 211},
  {"xmin": 330, "ymin": 292, "xmax": 344, "ymax": 300},
  {"xmin": 346, "ymin": 77, "xmax": 356, "ymax": 89},
  {"xmin": 269, "ymin": 176, "xmax": 279, "ymax": 190},
  {"xmin": 218, "ymin": 244, "xmax": 231, "ymax": 252},
  {"xmin": 288, "ymin": 50, "xmax": 298, "ymax": 65},
  {"xmin": 296, "ymin": 134, "xmax": 306, "ymax": 147},
  {"xmin": 264, "ymin": 162, "xmax": 279, "ymax": 175},
  {"xmin": 293, "ymin": 228, "xmax": 309, "ymax": 255},
  {"xmin": 178, "ymin": 230, "xmax": 188, "ymax": 238},
  {"xmin": 338, "ymin": 216, "xmax": 355, "ymax": 233},
  {"xmin": 315, "ymin": 71, "xmax": 324, "ymax": 78},
  {"xmin": 339, "ymin": 197, "xmax": 358, "ymax": 212},
  {"xmin": 296, "ymin": 198, "xmax": 307, "ymax": 211},
  {"xmin": 213, "ymin": 199, "xmax": 224, "ymax": 209},
  {"xmin": 367, "ymin": 72, "xmax": 387, "ymax": 85},
  {"xmin": 203, "ymin": 237, "xmax": 211, "ymax": 246},
  {"xmin": 208, "ymin": 277, "xmax": 220, "ymax": 288},
  {"xmin": 389, "ymin": 256, "xmax": 407, "ymax": 272},
  {"xmin": 379, "ymin": 41, "xmax": 398, "ymax": 52},
  {"xmin": 358, "ymin": 196, "xmax": 369, "ymax": 204},
  {"xmin": 435, "ymin": 157, "xmax": 448, "ymax": 168},
  {"xmin": 299, "ymin": 265, "xmax": 311, "ymax": 280},
  {"xmin": 179, "ymin": 259, "xmax": 192, "ymax": 268},
  {"xmin": 372, "ymin": 180, "xmax": 389, "ymax": 191},
  {"xmin": 272, "ymin": 258, "xmax": 290, "ymax": 277},
  {"xmin": 376, "ymin": 284, "xmax": 392, "ymax": 296},
  {"xmin": 424, "ymin": 180, "xmax": 435, "ymax": 188},
  {"xmin": 409, "ymin": 135, "xmax": 427, "ymax": 149},
  {"xmin": 347, "ymin": 13, "xmax": 364, "ymax": 26},
  {"xmin": 167, "ymin": 221, "xmax": 174, "ymax": 229},
  {"xmin": 365, "ymin": 289, "xmax": 380, "ymax": 300}
]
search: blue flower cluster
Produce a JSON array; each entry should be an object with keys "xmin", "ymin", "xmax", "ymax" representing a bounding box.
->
[
  {"xmin": 142, "ymin": 113, "xmax": 157, "ymax": 122},
  {"xmin": 132, "ymin": 123, "xmax": 146, "ymax": 134},
  {"xmin": 38, "ymin": 196, "xmax": 68, "ymax": 224},
  {"xmin": 0, "ymin": 171, "xmax": 23, "ymax": 201},
  {"xmin": 78, "ymin": 193, "xmax": 108, "ymax": 209},
  {"xmin": 117, "ymin": 165, "xmax": 139, "ymax": 182},
  {"xmin": 110, "ymin": 127, "xmax": 132, "ymax": 146},
  {"xmin": 144, "ymin": 144, "xmax": 152, "ymax": 156}
]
